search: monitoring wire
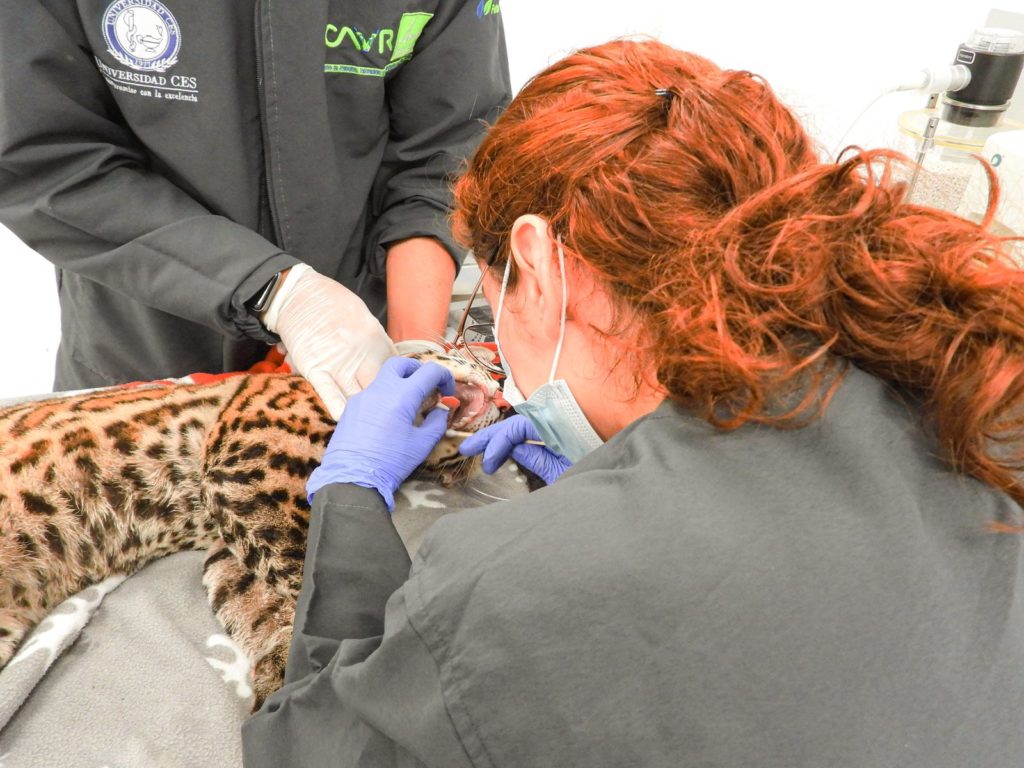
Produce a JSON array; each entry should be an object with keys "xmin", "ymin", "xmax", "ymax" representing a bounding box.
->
[
  {"xmin": 829, "ymin": 89, "xmax": 892, "ymax": 161},
  {"xmin": 828, "ymin": 64, "xmax": 971, "ymax": 161}
]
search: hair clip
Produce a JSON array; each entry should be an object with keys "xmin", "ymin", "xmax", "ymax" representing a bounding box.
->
[{"xmin": 654, "ymin": 87, "xmax": 675, "ymax": 114}]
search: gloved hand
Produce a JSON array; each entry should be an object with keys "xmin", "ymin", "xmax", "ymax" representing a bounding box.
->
[
  {"xmin": 459, "ymin": 414, "xmax": 572, "ymax": 486},
  {"xmin": 262, "ymin": 264, "xmax": 398, "ymax": 420},
  {"xmin": 306, "ymin": 356, "xmax": 455, "ymax": 511}
]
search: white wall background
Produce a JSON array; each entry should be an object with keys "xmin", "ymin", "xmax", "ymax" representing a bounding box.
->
[{"xmin": 0, "ymin": 1, "xmax": 1019, "ymax": 398}]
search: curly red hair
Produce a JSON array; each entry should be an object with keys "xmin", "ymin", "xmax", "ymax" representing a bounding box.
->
[{"xmin": 452, "ymin": 39, "xmax": 1024, "ymax": 509}]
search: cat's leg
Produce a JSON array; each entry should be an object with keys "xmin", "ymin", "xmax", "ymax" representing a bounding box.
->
[
  {"xmin": 0, "ymin": 604, "xmax": 49, "ymax": 667},
  {"xmin": 204, "ymin": 485, "xmax": 310, "ymax": 609},
  {"xmin": 202, "ymin": 540, "xmax": 295, "ymax": 710},
  {"xmin": 0, "ymin": 554, "xmax": 57, "ymax": 667}
]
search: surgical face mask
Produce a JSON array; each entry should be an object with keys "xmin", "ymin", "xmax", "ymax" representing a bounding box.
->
[{"xmin": 493, "ymin": 236, "xmax": 604, "ymax": 463}]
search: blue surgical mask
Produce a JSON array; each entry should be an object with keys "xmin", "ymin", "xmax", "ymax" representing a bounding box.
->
[{"xmin": 494, "ymin": 235, "xmax": 604, "ymax": 463}]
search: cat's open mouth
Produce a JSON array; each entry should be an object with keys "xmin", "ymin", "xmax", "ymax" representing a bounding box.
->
[
  {"xmin": 445, "ymin": 380, "xmax": 493, "ymax": 430},
  {"xmin": 397, "ymin": 340, "xmax": 502, "ymax": 435},
  {"xmin": 420, "ymin": 378, "xmax": 499, "ymax": 433}
]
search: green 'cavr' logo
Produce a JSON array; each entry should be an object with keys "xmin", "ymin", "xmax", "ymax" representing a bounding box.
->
[{"xmin": 325, "ymin": 12, "xmax": 433, "ymax": 76}]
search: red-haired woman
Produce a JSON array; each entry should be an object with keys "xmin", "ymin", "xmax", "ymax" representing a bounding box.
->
[{"xmin": 243, "ymin": 40, "xmax": 1024, "ymax": 767}]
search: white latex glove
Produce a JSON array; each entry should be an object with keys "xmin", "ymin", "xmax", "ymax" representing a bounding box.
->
[{"xmin": 262, "ymin": 264, "xmax": 397, "ymax": 420}]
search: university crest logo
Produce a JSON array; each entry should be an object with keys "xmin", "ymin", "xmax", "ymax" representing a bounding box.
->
[{"xmin": 102, "ymin": 0, "xmax": 181, "ymax": 72}]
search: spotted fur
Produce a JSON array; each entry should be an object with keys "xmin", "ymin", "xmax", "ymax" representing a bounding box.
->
[{"xmin": 0, "ymin": 351, "xmax": 500, "ymax": 707}]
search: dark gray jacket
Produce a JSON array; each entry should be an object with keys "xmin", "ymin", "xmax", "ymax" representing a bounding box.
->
[
  {"xmin": 0, "ymin": 0, "xmax": 509, "ymax": 389},
  {"xmin": 242, "ymin": 366, "xmax": 1024, "ymax": 767}
]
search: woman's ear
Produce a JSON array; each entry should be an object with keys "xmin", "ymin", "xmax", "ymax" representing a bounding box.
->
[{"xmin": 509, "ymin": 214, "xmax": 563, "ymax": 341}]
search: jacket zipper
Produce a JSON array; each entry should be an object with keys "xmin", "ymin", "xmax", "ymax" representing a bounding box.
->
[{"xmin": 254, "ymin": 0, "xmax": 281, "ymax": 248}]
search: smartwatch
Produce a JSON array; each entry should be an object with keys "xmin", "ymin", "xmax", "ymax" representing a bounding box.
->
[{"xmin": 245, "ymin": 270, "xmax": 284, "ymax": 317}]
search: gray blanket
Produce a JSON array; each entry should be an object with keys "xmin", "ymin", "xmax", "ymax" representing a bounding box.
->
[{"xmin": 0, "ymin": 469, "xmax": 527, "ymax": 767}]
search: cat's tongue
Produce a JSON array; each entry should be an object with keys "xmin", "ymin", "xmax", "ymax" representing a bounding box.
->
[{"xmin": 442, "ymin": 381, "xmax": 488, "ymax": 429}]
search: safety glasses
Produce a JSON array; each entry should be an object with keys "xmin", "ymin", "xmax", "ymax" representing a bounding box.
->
[{"xmin": 448, "ymin": 264, "xmax": 503, "ymax": 376}]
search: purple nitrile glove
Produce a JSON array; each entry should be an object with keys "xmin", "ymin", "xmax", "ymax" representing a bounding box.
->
[
  {"xmin": 306, "ymin": 356, "xmax": 455, "ymax": 511},
  {"xmin": 459, "ymin": 414, "xmax": 572, "ymax": 486}
]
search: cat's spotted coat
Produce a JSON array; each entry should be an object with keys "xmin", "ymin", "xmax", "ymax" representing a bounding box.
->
[{"xmin": 0, "ymin": 353, "xmax": 499, "ymax": 706}]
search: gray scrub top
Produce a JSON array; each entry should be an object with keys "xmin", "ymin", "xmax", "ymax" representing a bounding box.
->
[{"xmin": 243, "ymin": 365, "xmax": 1024, "ymax": 767}]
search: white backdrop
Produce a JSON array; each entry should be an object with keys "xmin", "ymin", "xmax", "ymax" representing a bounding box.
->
[{"xmin": 0, "ymin": 1, "xmax": 1019, "ymax": 398}]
